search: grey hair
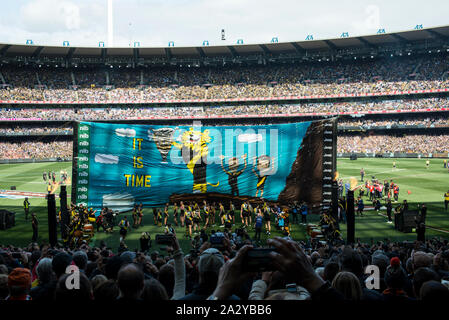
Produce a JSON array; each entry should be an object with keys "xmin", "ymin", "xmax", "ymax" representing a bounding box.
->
[{"xmin": 37, "ymin": 258, "xmax": 55, "ymax": 283}]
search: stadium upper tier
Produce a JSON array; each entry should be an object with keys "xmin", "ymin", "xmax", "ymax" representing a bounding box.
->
[
  {"xmin": 0, "ymin": 53, "xmax": 449, "ymax": 103},
  {"xmin": 2, "ymin": 23, "xmax": 449, "ymax": 104}
]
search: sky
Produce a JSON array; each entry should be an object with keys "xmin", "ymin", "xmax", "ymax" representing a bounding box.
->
[{"xmin": 0, "ymin": 0, "xmax": 448, "ymax": 48}]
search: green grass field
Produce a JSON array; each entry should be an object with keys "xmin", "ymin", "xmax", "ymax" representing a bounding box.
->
[{"xmin": 0, "ymin": 158, "xmax": 448, "ymax": 252}]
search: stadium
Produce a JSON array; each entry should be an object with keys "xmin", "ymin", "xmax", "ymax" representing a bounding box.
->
[{"xmin": 0, "ymin": 7, "xmax": 449, "ymax": 303}]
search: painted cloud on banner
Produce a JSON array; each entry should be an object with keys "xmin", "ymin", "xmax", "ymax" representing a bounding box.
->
[
  {"xmin": 95, "ymin": 154, "xmax": 119, "ymax": 164},
  {"xmin": 115, "ymin": 128, "xmax": 136, "ymax": 137},
  {"xmin": 238, "ymin": 133, "xmax": 263, "ymax": 143}
]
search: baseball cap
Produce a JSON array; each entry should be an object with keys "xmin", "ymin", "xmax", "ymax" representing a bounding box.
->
[{"xmin": 198, "ymin": 248, "xmax": 224, "ymax": 275}]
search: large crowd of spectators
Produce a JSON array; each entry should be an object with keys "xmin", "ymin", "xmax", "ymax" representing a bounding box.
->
[
  {"xmin": 1, "ymin": 98, "xmax": 449, "ymax": 120},
  {"xmin": 0, "ymin": 126, "xmax": 72, "ymax": 135},
  {"xmin": 0, "ymin": 141, "xmax": 72, "ymax": 160},
  {"xmin": 338, "ymin": 134, "xmax": 449, "ymax": 154},
  {"xmin": 1, "ymin": 54, "xmax": 449, "ymax": 101},
  {"xmin": 0, "ymin": 133, "xmax": 447, "ymax": 160},
  {"xmin": 0, "ymin": 234, "xmax": 448, "ymax": 301},
  {"xmin": 338, "ymin": 117, "xmax": 449, "ymax": 128},
  {"xmin": 1, "ymin": 117, "xmax": 449, "ymax": 137}
]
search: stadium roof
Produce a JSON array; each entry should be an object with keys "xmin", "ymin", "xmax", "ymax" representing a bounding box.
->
[{"xmin": 1, "ymin": 25, "xmax": 449, "ymax": 60}]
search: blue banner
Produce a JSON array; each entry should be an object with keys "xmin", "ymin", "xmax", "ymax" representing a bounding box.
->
[{"xmin": 75, "ymin": 121, "xmax": 315, "ymax": 211}]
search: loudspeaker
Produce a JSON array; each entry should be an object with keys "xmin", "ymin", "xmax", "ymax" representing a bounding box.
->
[
  {"xmin": 0, "ymin": 210, "xmax": 15, "ymax": 230},
  {"xmin": 396, "ymin": 210, "xmax": 418, "ymax": 233},
  {"xmin": 47, "ymin": 194, "xmax": 58, "ymax": 246},
  {"xmin": 59, "ymin": 186, "xmax": 69, "ymax": 240},
  {"xmin": 10, "ymin": 186, "xmax": 16, "ymax": 190},
  {"xmin": 346, "ymin": 190, "xmax": 355, "ymax": 244},
  {"xmin": 0, "ymin": 211, "xmax": 5, "ymax": 230}
]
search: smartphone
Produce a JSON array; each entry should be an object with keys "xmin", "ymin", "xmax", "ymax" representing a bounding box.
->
[
  {"xmin": 155, "ymin": 234, "xmax": 173, "ymax": 245},
  {"xmin": 11, "ymin": 252, "xmax": 22, "ymax": 259},
  {"xmin": 242, "ymin": 248, "xmax": 277, "ymax": 272}
]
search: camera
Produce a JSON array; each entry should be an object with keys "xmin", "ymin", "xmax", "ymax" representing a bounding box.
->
[
  {"xmin": 11, "ymin": 252, "xmax": 22, "ymax": 259},
  {"xmin": 155, "ymin": 234, "xmax": 174, "ymax": 245},
  {"xmin": 286, "ymin": 283, "xmax": 297, "ymax": 293},
  {"xmin": 242, "ymin": 248, "xmax": 278, "ymax": 272}
]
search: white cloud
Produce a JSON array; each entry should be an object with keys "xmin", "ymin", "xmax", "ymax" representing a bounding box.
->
[
  {"xmin": 94, "ymin": 154, "xmax": 119, "ymax": 164},
  {"xmin": 0, "ymin": 0, "xmax": 447, "ymax": 46},
  {"xmin": 115, "ymin": 128, "xmax": 136, "ymax": 137},
  {"xmin": 20, "ymin": 0, "xmax": 81, "ymax": 32},
  {"xmin": 238, "ymin": 133, "xmax": 262, "ymax": 143}
]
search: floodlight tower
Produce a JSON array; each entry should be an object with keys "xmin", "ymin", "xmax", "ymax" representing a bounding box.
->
[{"xmin": 108, "ymin": 0, "xmax": 114, "ymax": 47}]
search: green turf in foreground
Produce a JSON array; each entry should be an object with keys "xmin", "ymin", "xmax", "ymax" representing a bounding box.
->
[{"xmin": 0, "ymin": 158, "xmax": 448, "ymax": 252}]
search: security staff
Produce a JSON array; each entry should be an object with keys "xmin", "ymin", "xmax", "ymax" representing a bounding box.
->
[
  {"xmin": 23, "ymin": 197, "xmax": 30, "ymax": 221},
  {"xmin": 444, "ymin": 190, "xmax": 449, "ymax": 211}
]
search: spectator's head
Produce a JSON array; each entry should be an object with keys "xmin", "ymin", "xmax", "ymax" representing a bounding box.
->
[
  {"xmin": 141, "ymin": 278, "xmax": 169, "ymax": 301},
  {"xmin": 0, "ymin": 264, "xmax": 8, "ymax": 275},
  {"xmin": 90, "ymin": 274, "xmax": 108, "ymax": 291},
  {"xmin": 150, "ymin": 251, "xmax": 159, "ymax": 262},
  {"xmin": 55, "ymin": 272, "xmax": 92, "ymax": 301},
  {"xmin": 93, "ymin": 279, "xmax": 119, "ymax": 301},
  {"xmin": 384, "ymin": 257, "xmax": 407, "ymax": 291},
  {"xmin": 52, "ymin": 252, "xmax": 72, "ymax": 278},
  {"xmin": 0, "ymin": 274, "xmax": 8, "ymax": 299},
  {"xmin": 331, "ymin": 271, "xmax": 362, "ymax": 301},
  {"xmin": 158, "ymin": 263, "xmax": 174, "ymax": 298},
  {"xmin": 420, "ymin": 280, "xmax": 449, "ymax": 301},
  {"xmin": 36, "ymin": 257, "xmax": 55, "ymax": 284},
  {"xmin": 265, "ymin": 290, "xmax": 310, "ymax": 300},
  {"xmin": 412, "ymin": 267, "xmax": 441, "ymax": 298},
  {"xmin": 411, "ymin": 251, "xmax": 432, "ymax": 272},
  {"xmin": 310, "ymin": 251, "xmax": 320, "ymax": 265},
  {"xmin": 197, "ymin": 248, "xmax": 225, "ymax": 290},
  {"xmin": 104, "ymin": 255, "xmax": 124, "ymax": 280},
  {"xmin": 339, "ymin": 247, "xmax": 363, "ymax": 277},
  {"xmin": 7, "ymin": 268, "xmax": 32, "ymax": 300},
  {"xmin": 405, "ymin": 258, "xmax": 413, "ymax": 274},
  {"xmin": 323, "ymin": 262, "xmax": 340, "ymax": 282},
  {"xmin": 120, "ymin": 251, "xmax": 136, "ymax": 265},
  {"xmin": 72, "ymin": 251, "xmax": 88, "ymax": 271},
  {"xmin": 371, "ymin": 253, "xmax": 389, "ymax": 277},
  {"xmin": 117, "ymin": 263, "xmax": 145, "ymax": 300}
]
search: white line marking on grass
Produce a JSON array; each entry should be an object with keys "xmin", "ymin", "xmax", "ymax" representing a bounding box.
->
[
  {"xmin": 339, "ymin": 169, "xmax": 406, "ymax": 180},
  {"xmin": 0, "ymin": 179, "xmax": 51, "ymax": 184}
]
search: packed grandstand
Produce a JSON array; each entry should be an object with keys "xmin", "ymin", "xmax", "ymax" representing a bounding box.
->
[{"xmin": 1, "ymin": 26, "xmax": 449, "ymax": 160}]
